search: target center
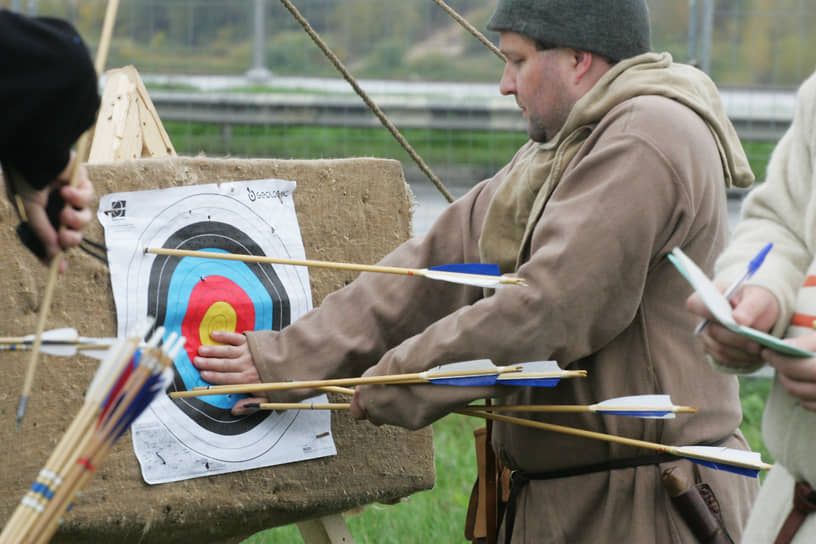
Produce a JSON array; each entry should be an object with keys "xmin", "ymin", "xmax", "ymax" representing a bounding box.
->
[{"xmin": 200, "ymin": 301, "xmax": 238, "ymax": 345}]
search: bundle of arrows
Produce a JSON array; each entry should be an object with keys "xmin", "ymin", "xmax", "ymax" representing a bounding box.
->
[{"xmin": 0, "ymin": 320, "xmax": 185, "ymax": 544}]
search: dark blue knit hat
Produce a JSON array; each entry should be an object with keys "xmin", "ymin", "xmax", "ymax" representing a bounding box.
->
[{"xmin": 487, "ymin": 0, "xmax": 652, "ymax": 62}]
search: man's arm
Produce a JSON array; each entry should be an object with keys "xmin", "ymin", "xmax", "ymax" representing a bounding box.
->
[
  {"xmin": 194, "ymin": 177, "xmax": 500, "ymax": 414},
  {"xmin": 356, "ymin": 128, "xmax": 699, "ymax": 429}
]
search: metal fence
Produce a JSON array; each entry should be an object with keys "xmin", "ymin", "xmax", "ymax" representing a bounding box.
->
[{"xmin": 7, "ymin": 0, "xmax": 816, "ymax": 185}]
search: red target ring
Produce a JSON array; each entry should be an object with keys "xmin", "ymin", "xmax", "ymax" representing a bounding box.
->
[{"xmin": 181, "ymin": 275, "xmax": 255, "ymax": 366}]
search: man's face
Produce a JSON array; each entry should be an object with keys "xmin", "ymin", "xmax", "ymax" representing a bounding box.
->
[{"xmin": 499, "ymin": 32, "xmax": 574, "ymax": 143}]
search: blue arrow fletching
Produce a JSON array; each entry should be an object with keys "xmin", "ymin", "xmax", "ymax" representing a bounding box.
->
[
  {"xmin": 422, "ymin": 359, "xmax": 500, "ymax": 386},
  {"xmin": 676, "ymin": 445, "xmax": 764, "ymax": 478},
  {"xmin": 110, "ymin": 373, "xmax": 164, "ymax": 442},
  {"xmin": 498, "ymin": 376, "xmax": 561, "ymax": 387},
  {"xmin": 592, "ymin": 395, "xmax": 677, "ymax": 419},
  {"xmin": 427, "ymin": 374, "xmax": 499, "ymax": 386},
  {"xmin": 681, "ymin": 457, "xmax": 759, "ymax": 478},
  {"xmin": 597, "ymin": 409, "xmax": 673, "ymax": 418},
  {"xmin": 428, "ymin": 263, "xmax": 501, "ymax": 276}
]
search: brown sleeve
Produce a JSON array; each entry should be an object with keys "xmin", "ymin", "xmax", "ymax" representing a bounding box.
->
[
  {"xmin": 244, "ymin": 178, "xmax": 498, "ymax": 401},
  {"xmin": 359, "ymin": 104, "xmax": 705, "ymax": 429}
]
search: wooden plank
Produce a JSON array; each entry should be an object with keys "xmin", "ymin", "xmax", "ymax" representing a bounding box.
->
[{"xmin": 297, "ymin": 514, "xmax": 355, "ymax": 544}]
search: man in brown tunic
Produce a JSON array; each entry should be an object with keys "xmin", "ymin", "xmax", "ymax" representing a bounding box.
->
[{"xmin": 195, "ymin": 1, "xmax": 759, "ymax": 541}]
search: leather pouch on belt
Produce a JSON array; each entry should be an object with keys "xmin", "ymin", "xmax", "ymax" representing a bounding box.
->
[
  {"xmin": 662, "ymin": 467, "xmax": 735, "ymax": 544},
  {"xmin": 465, "ymin": 427, "xmax": 488, "ymax": 542}
]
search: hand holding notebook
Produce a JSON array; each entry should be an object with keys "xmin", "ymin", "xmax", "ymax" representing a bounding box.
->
[{"xmin": 668, "ymin": 247, "xmax": 815, "ymax": 358}]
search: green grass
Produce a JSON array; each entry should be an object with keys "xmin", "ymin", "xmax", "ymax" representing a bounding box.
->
[
  {"xmin": 743, "ymin": 140, "xmax": 778, "ymax": 182},
  {"xmin": 738, "ymin": 376, "xmax": 773, "ymax": 467},
  {"xmin": 164, "ymin": 122, "xmax": 774, "ymax": 187},
  {"xmin": 243, "ymin": 377, "xmax": 773, "ymax": 544},
  {"xmin": 165, "ymin": 122, "xmax": 528, "ymax": 176}
]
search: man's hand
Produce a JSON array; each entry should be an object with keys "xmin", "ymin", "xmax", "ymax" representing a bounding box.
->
[
  {"xmin": 16, "ymin": 154, "xmax": 95, "ymax": 270},
  {"xmin": 194, "ymin": 330, "xmax": 265, "ymax": 415},
  {"xmin": 350, "ymin": 386, "xmax": 381, "ymax": 426},
  {"xmin": 762, "ymin": 335, "xmax": 816, "ymax": 412},
  {"xmin": 686, "ymin": 284, "xmax": 780, "ymax": 369}
]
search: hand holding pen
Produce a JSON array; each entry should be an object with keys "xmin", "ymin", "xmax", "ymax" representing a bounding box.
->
[{"xmin": 694, "ymin": 242, "xmax": 773, "ymax": 335}]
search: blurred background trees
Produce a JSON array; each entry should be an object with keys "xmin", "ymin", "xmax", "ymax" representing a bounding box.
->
[{"xmin": 10, "ymin": 0, "xmax": 814, "ymax": 87}]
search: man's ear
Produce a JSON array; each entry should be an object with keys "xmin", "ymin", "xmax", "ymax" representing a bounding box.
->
[{"xmin": 570, "ymin": 50, "xmax": 594, "ymax": 83}]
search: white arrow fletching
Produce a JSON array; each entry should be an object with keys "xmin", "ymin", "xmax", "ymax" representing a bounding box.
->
[
  {"xmin": 591, "ymin": 394, "xmax": 676, "ymax": 419},
  {"xmin": 23, "ymin": 327, "xmax": 79, "ymax": 343},
  {"xmin": 419, "ymin": 359, "xmax": 496, "ymax": 380},
  {"xmin": 675, "ymin": 446, "xmax": 763, "ymax": 469},
  {"xmin": 39, "ymin": 344, "xmax": 78, "ymax": 357},
  {"xmin": 153, "ymin": 367, "xmax": 176, "ymax": 392},
  {"xmin": 497, "ymin": 360, "xmax": 559, "ymax": 379},
  {"xmin": 78, "ymin": 336, "xmax": 117, "ymax": 346},
  {"xmin": 421, "ymin": 269, "xmax": 505, "ymax": 288},
  {"xmin": 77, "ymin": 348, "xmax": 111, "ymax": 360}
]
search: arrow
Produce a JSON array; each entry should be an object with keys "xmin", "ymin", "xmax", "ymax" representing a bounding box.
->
[
  {"xmin": 457, "ymin": 409, "xmax": 771, "ymax": 477},
  {"xmin": 495, "ymin": 361, "xmax": 584, "ymax": 388},
  {"xmin": 3, "ymin": 321, "xmax": 184, "ymax": 544},
  {"xmin": 31, "ymin": 333, "xmax": 182, "ymax": 544},
  {"xmin": 0, "ymin": 317, "xmax": 153, "ymax": 544},
  {"xmin": 242, "ymin": 394, "xmax": 696, "ymax": 421},
  {"xmin": 0, "ymin": 327, "xmax": 79, "ymax": 345},
  {"xmin": 0, "ymin": 343, "xmax": 111, "ymax": 360},
  {"xmin": 307, "ymin": 363, "xmax": 580, "ymax": 391},
  {"xmin": 477, "ymin": 395, "xmax": 697, "ymax": 419},
  {"xmin": 245, "ymin": 401, "xmax": 352, "ymax": 411},
  {"xmin": 169, "ymin": 359, "xmax": 586, "ymax": 399},
  {"xmin": 670, "ymin": 445, "xmax": 768, "ymax": 477},
  {"xmin": 143, "ymin": 247, "xmax": 527, "ymax": 288},
  {"xmin": 1, "ymin": 328, "xmax": 121, "ymax": 360}
]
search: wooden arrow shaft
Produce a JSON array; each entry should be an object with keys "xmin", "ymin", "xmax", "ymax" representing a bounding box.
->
[
  {"xmin": 457, "ymin": 409, "xmax": 769, "ymax": 471},
  {"xmin": 145, "ymin": 247, "xmax": 525, "ymax": 286},
  {"xmin": 476, "ymin": 404, "xmax": 695, "ymax": 414},
  {"xmin": 173, "ymin": 367, "xmax": 507, "ymax": 398}
]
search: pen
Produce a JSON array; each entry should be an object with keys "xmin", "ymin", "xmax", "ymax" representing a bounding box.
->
[{"xmin": 694, "ymin": 242, "xmax": 773, "ymax": 335}]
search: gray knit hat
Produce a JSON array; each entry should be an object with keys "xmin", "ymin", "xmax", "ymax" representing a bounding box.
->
[{"xmin": 486, "ymin": 0, "xmax": 651, "ymax": 62}]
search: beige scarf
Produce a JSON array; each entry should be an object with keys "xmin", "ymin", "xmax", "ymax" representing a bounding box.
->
[{"xmin": 479, "ymin": 52, "xmax": 754, "ymax": 274}]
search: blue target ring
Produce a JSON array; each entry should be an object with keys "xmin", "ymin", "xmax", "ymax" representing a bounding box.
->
[{"xmin": 163, "ymin": 249, "xmax": 275, "ymax": 409}]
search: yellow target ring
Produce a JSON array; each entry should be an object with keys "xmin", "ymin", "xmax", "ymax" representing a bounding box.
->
[{"xmin": 200, "ymin": 301, "xmax": 238, "ymax": 346}]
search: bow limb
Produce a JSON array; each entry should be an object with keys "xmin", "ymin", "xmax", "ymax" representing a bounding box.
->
[{"xmin": 17, "ymin": 0, "xmax": 122, "ymax": 429}]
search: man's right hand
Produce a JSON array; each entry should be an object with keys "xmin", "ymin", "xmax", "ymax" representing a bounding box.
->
[
  {"xmin": 194, "ymin": 330, "xmax": 266, "ymax": 415},
  {"xmin": 686, "ymin": 284, "xmax": 780, "ymax": 369}
]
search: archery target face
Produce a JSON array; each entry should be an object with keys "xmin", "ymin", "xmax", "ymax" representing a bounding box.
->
[
  {"xmin": 100, "ymin": 181, "xmax": 332, "ymax": 481},
  {"xmin": 149, "ymin": 222, "xmax": 287, "ymax": 431}
]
